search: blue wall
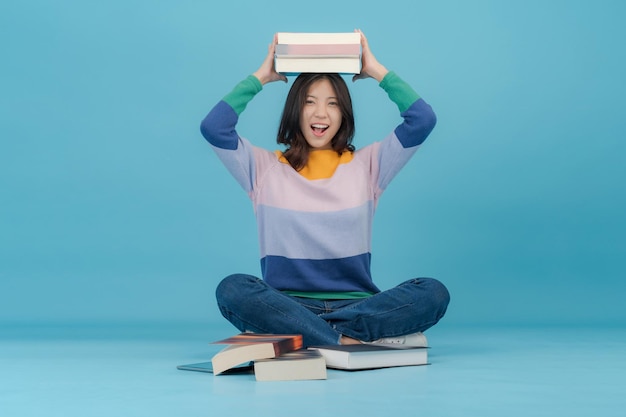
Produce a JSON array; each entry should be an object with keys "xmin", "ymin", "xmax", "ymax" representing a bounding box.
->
[{"xmin": 1, "ymin": 0, "xmax": 625, "ymax": 326}]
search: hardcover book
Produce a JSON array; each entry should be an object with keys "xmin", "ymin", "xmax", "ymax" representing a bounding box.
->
[
  {"xmin": 308, "ymin": 344, "xmax": 429, "ymax": 370},
  {"xmin": 210, "ymin": 333, "xmax": 303, "ymax": 375},
  {"xmin": 176, "ymin": 361, "xmax": 253, "ymax": 374}
]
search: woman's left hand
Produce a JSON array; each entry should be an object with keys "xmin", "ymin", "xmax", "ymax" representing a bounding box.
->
[{"xmin": 352, "ymin": 29, "xmax": 389, "ymax": 83}]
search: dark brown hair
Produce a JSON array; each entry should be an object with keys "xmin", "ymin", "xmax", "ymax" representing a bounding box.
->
[{"xmin": 277, "ymin": 73, "xmax": 355, "ymax": 171}]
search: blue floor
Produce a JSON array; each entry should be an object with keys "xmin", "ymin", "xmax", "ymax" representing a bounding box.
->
[{"xmin": 2, "ymin": 321, "xmax": 625, "ymax": 417}]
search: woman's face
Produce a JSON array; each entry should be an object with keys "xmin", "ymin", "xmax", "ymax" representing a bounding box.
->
[{"xmin": 299, "ymin": 78, "xmax": 342, "ymax": 150}]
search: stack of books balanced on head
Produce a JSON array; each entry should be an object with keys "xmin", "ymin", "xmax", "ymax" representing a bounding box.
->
[
  {"xmin": 274, "ymin": 32, "xmax": 362, "ymax": 75},
  {"xmin": 177, "ymin": 332, "xmax": 430, "ymax": 381}
]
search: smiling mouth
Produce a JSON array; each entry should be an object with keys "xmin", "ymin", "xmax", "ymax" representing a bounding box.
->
[{"xmin": 311, "ymin": 123, "xmax": 329, "ymax": 136}]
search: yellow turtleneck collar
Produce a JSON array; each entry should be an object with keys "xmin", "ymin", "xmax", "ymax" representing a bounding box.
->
[{"xmin": 275, "ymin": 149, "xmax": 354, "ymax": 180}]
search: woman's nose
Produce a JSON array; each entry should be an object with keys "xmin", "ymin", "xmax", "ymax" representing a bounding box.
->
[{"xmin": 314, "ymin": 104, "xmax": 327, "ymax": 117}]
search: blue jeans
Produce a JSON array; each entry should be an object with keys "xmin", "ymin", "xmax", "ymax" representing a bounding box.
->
[{"xmin": 215, "ymin": 274, "xmax": 450, "ymax": 347}]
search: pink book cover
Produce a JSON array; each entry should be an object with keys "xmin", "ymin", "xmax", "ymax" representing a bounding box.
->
[{"xmin": 275, "ymin": 43, "xmax": 361, "ymax": 57}]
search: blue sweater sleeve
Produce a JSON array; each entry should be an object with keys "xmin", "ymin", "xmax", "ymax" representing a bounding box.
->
[
  {"xmin": 379, "ymin": 71, "xmax": 437, "ymax": 148},
  {"xmin": 200, "ymin": 75, "xmax": 263, "ymax": 150}
]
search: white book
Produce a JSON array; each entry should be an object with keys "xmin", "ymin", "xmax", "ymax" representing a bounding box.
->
[
  {"xmin": 274, "ymin": 56, "xmax": 361, "ymax": 74},
  {"xmin": 276, "ymin": 32, "xmax": 361, "ymax": 45},
  {"xmin": 253, "ymin": 350, "xmax": 327, "ymax": 381},
  {"xmin": 308, "ymin": 345, "xmax": 429, "ymax": 370}
]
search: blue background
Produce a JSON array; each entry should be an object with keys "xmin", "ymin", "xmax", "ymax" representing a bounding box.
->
[{"xmin": 1, "ymin": 0, "xmax": 625, "ymax": 329}]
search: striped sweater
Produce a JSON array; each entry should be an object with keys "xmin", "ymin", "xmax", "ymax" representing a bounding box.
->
[{"xmin": 200, "ymin": 72, "xmax": 436, "ymax": 297}]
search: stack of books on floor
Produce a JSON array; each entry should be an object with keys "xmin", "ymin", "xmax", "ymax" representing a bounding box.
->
[
  {"xmin": 177, "ymin": 332, "xmax": 429, "ymax": 381},
  {"xmin": 212, "ymin": 333, "xmax": 327, "ymax": 381},
  {"xmin": 274, "ymin": 32, "xmax": 362, "ymax": 74}
]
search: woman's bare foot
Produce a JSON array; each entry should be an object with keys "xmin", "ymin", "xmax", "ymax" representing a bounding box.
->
[{"xmin": 340, "ymin": 335, "xmax": 362, "ymax": 345}]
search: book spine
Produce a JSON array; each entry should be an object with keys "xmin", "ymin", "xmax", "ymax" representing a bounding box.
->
[
  {"xmin": 275, "ymin": 54, "xmax": 361, "ymax": 59},
  {"xmin": 274, "ymin": 58, "xmax": 362, "ymax": 74},
  {"xmin": 273, "ymin": 335, "xmax": 303, "ymax": 355}
]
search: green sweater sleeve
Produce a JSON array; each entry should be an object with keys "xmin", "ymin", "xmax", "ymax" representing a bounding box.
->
[
  {"xmin": 222, "ymin": 75, "xmax": 263, "ymax": 116},
  {"xmin": 379, "ymin": 71, "xmax": 421, "ymax": 113}
]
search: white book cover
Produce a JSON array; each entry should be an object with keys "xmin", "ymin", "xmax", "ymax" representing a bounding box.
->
[
  {"xmin": 275, "ymin": 56, "xmax": 361, "ymax": 74},
  {"xmin": 276, "ymin": 32, "xmax": 361, "ymax": 45}
]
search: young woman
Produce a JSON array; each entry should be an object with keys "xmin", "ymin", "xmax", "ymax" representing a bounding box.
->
[{"xmin": 200, "ymin": 30, "xmax": 450, "ymax": 348}]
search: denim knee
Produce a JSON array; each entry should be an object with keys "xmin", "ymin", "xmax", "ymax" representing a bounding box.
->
[
  {"xmin": 418, "ymin": 278, "xmax": 450, "ymax": 305},
  {"xmin": 419, "ymin": 277, "xmax": 451, "ymax": 313},
  {"xmin": 215, "ymin": 273, "xmax": 259, "ymax": 308}
]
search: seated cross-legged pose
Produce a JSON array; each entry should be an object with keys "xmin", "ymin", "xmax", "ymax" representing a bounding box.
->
[{"xmin": 200, "ymin": 30, "xmax": 450, "ymax": 348}]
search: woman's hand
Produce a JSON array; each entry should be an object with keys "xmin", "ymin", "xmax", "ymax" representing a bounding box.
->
[
  {"xmin": 253, "ymin": 34, "xmax": 288, "ymax": 85},
  {"xmin": 352, "ymin": 29, "xmax": 389, "ymax": 83}
]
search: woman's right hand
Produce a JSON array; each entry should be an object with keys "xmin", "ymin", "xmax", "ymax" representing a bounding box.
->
[{"xmin": 253, "ymin": 34, "xmax": 288, "ymax": 85}]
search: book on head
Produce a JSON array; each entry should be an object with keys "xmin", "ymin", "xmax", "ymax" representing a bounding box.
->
[
  {"xmin": 253, "ymin": 349, "xmax": 327, "ymax": 381},
  {"xmin": 210, "ymin": 333, "xmax": 303, "ymax": 375},
  {"xmin": 276, "ymin": 32, "xmax": 361, "ymax": 45},
  {"xmin": 308, "ymin": 344, "xmax": 429, "ymax": 370},
  {"xmin": 274, "ymin": 57, "xmax": 361, "ymax": 75},
  {"xmin": 275, "ymin": 32, "xmax": 362, "ymax": 74}
]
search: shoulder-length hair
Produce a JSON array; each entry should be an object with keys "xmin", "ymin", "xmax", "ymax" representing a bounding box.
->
[{"xmin": 277, "ymin": 73, "xmax": 355, "ymax": 171}]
